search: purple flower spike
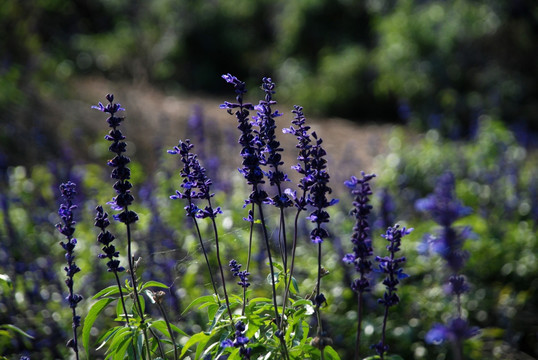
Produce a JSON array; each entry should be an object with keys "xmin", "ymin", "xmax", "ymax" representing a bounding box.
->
[{"xmin": 56, "ymin": 181, "xmax": 82, "ymax": 355}]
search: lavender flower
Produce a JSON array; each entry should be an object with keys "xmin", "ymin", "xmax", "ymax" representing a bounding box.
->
[
  {"xmin": 343, "ymin": 172, "xmax": 376, "ymax": 293},
  {"xmin": 425, "ymin": 318, "xmax": 480, "ymax": 345},
  {"xmin": 221, "ymin": 320, "xmax": 252, "ymax": 359},
  {"xmin": 373, "ymin": 225, "xmax": 411, "ymax": 358},
  {"xmin": 416, "ymin": 172, "xmax": 471, "ymax": 272},
  {"xmin": 229, "ymin": 259, "xmax": 251, "ymax": 289},
  {"xmin": 307, "ymin": 133, "xmax": 338, "ymax": 244},
  {"xmin": 92, "ymin": 94, "xmax": 138, "ymax": 225},
  {"xmin": 169, "ymin": 139, "xmax": 224, "ymax": 310},
  {"xmin": 283, "ymin": 105, "xmax": 315, "ymax": 207},
  {"xmin": 168, "ymin": 139, "xmax": 222, "ymax": 218},
  {"xmin": 55, "ymin": 181, "xmax": 82, "ymax": 357},
  {"xmin": 220, "ymin": 74, "xmax": 266, "ymax": 205},
  {"xmin": 343, "ymin": 172, "xmax": 376, "ymax": 360},
  {"xmin": 417, "ymin": 172, "xmax": 479, "ymax": 358},
  {"xmin": 254, "ymin": 77, "xmax": 290, "ymax": 201},
  {"xmin": 94, "ymin": 206, "xmax": 125, "ymax": 273}
]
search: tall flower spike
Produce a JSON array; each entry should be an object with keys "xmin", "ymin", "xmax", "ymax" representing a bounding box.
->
[
  {"xmin": 254, "ymin": 77, "xmax": 289, "ymax": 195},
  {"xmin": 94, "ymin": 205, "xmax": 125, "ymax": 273},
  {"xmin": 220, "ymin": 74, "xmax": 266, "ymax": 205},
  {"xmin": 343, "ymin": 172, "xmax": 376, "ymax": 293},
  {"xmin": 373, "ymin": 224, "xmax": 411, "ymax": 358},
  {"xmin": 93, "ymin": 94, "xmax": 138, "ymax": 225},
  {"xmin": 307, "ymin": 132, "xmax": 338, "ymax": 244},
  {"xmin": 56, "ymin": 181, "xmax": 82, "ymax": 358}
]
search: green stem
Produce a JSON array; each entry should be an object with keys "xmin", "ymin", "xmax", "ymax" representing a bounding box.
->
[
  {"xmin": 124, "ymin": 206, "xmax": 152, "ymax": 359},
  {"xmin": 192, "ymin": 216, "xmax": 221, "ymax": 307}
]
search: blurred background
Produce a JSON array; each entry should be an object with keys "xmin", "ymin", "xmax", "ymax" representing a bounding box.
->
[
  {"xmin": 1, "ymin": 0, "xmax": 538, "ymax": 359},
  {"xmin": 1, "ymin": 0, "xmax": 538, "ymax": 168}
]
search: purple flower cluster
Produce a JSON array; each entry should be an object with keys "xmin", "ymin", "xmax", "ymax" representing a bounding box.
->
[
  {"xmin": 416, "ymin": 172, "xmax": 471, "ymax": 272},
  {"xmin": 283, "ymin": 105, "xmax": 314, "ymax": 210},
  {"xmin": 221, "ymin": 320, "xmax": 252, "ymax": 359},
  {"xmin": 168, "ymin": 139, "xmax": 222, "ymax": 219},
  {"xmin": 306, "ymin": 133, "xmax": 338, "ymax": 244},
  {"xmin": 92, "ymin": 94, "xmax": 138, "ymax": 225},
  {"xmin": 417, "ymin": 172, "xmax": 479, "ymax": 350},
  {"xmin": 373, "ymin": 225, "xmax": 411, "ymax": 357},
  {"xmin": 254, "ymin": 77, "xmax": 290, "ymax": 208},
  {"xmin": 221, "ymin": 74, "xmax": 267, "ymax": 205},
  {"xmin": 94, "ymin": 205, "xmax": 125, "ymax": 273},
  {"xmin": 55, "ymin": 181, "xmax": 82, "ymax": 354},
  {"xmin": 343, "ymin": 172, "xmax": 376, "ymax": 293},
  {"xmin": 229, "ymin": 259, "xmax": 251, "ymax": 289}
]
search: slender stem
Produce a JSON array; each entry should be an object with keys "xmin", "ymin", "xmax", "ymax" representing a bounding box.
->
[
  {"xmin": 124, "ymin": 207, "xmax": 152, "ymax": 359},
  {"xmin": 156, "ymin": 300, "xmax": 179, "ymax": 360},
  {"xmin": 207, "ymin": 198, "xmax": 234, "ymax": 327},
  {"xmin": 192, "ymin": 216, "xmax": 221, "ymax": 306},
  {"xmin": 380, "ymin": 305, "xmax": 389, "ymax": 360},
  {"xmin": 316, "ymin": 241, "xmax": 325, "ymax": 360},
  {"xmin": 355, "ymin": 292, "xmax": 363, "ymax": 360},
  {"xmin": 114, "ymin": 271, "xmax": 140, "ymax": 360},
  {"xmin": 243, "ymin": 203, "xmax": 255, "ymax": 315},
  {"xmin": 70, "ymin": 306, "xmax": 80, "ymax": 360},
  {"xmin": 113, "ymin": 271, "xmax": 131, "ymax": 324},
  {"xmin": 148, "ymin": 327, "xmax": 166, "ymax": 358},
  {"xmin": 257, "ymin": 203, "xmax": 289, "ymax": 360},
  {"xmin": 280, "ymin": 209, "xmax": 302, "ymax": 328}
]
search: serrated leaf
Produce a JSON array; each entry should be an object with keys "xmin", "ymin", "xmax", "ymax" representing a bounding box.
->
[
  {"xmin": 83, "ymin": 297, "xmax": 116, "ymax": 356},
  {"xmin": 93, "ymin": 285, "xmax": 121, "ymax": 299}
]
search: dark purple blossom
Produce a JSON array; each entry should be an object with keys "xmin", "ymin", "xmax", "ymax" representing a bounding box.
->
[
  {"xmin": 416, "ymin": 172, "xmax": 472, "ymax": 272},
  {"xmin": 374, "ymin": 225, "xmax": 411, "ymax": 358},
  {"xmin": 253, "ymin": 77, "xmax": 290, "ymax": 202},
  {"xmin": 221, "ymin": 74, "xmax": 267, "ymax": 206},
  {"xmin": 220, "ymin": 320, "xmax": 252, "ymax": 359},
  {"xmin": 168, "ymin": 139, "xmax": 221, "ymax": 219},
  {"xmin": 306, "ymin": 133, "xmax": 338, "ymax": 244},
  {"xmin": 229, "ymin": 259, "xmax": 251, "ymax": 289},
  {"xmin": 283, "ymin": 105, "xmax": 315, "ymax": 210},
  {"xmin": 94, "ymin": 206, "xmax": 125, "ymax": 273},
  {"xmin": 425, "ymin": 318, "xmax": 480, "ymax": 345},
  {"xmin": 343, "ymin": 172, "xmax": 376, "ymax": 293},
  {"xmin": 93, "ymin": 94, "xmax": 138, "ymax": 225},
  {"xmin": 56, "ymin": 181, "xmax": 82, "ymax": 356}
]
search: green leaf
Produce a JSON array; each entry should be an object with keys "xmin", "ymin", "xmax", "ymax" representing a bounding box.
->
[
  {"xmin": 0, "ymin": 324, "xmax": 34, "ymax": 339},
  {"xmin": 267, "ymin": 271, "xmax": 281, "ymax": 286},
  {"xmin": 150, "ymin": 319, "xmax": 188, "ymax": 338},
  {"xmin": 323, "ymin": 345, "xmax": 342, "ymax": 360},
  {"xmin": 182, "ymin": 294, "xmax": 219, "ymax": 315},
  {"xmin": 291, "ymin": 276, "xmax": 299, "ymax": 294},
  {"xmin": 113, "ymin": 332, "xmax": 132, "ymax": 360},
  {"xmin": 208, "ymin": 305, "xmax": 227, "ymax": 332},
  {"xmin": 93, "ymin": 285, "xmax": 121, "ymax": 299},
  {"xmin": 83, "ymin": 297, "xmax": 116, "ymax": 356},
  {"xmin": 140, "ymin": 280, "xmax": 169, "ymax": 291},
  {"xmin": 105, "ymin": 327, "xmax": 131, "ymax": 357},
  {"xmin": 180, "ymin": 331, "xmax": 209, "ymax": 359},
  {"xmin": 0, "ymin": 274, "xmax": 13, "ymax": 293},
  {"xmin": 96, "ymin": 326, "xmax": 122, "ymax": 351}
]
